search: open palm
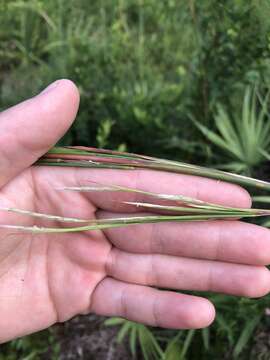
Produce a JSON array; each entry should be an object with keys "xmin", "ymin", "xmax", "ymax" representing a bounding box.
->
[{"xmin": 1, "ymin": 80, "xmax": 270, "ymax": 343}]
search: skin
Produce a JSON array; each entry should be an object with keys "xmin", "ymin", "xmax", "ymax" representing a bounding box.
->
[{"xmin": 1, "ymin": 79, "xmax": 270, "ymax": 343}]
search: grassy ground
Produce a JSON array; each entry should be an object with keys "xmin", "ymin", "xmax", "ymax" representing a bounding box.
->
[{"xmin": 1, "ymin": 0, "xmax": 270, "ymax": 358}]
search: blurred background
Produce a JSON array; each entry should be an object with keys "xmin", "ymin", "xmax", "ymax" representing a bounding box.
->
[{"xmin": 1, "ymin": 0, "xmax": 270, "ymax": 359}]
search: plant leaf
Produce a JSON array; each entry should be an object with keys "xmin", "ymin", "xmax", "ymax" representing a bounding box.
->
[{"xmin": 232, "ymin": 315, "xmax": 261, "ymax": 358}]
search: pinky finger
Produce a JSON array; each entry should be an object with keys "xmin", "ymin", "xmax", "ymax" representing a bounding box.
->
[{"xmin": 90, "ymin": 278, "xmax": 215, "ymax": 329}]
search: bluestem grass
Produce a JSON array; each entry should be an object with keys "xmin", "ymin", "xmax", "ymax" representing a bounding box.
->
[
  {"xmin": 1, "ymin": 146, "xmax": 270, "ymax": 234},
  {"xmin": 38, "ymin": 146, "xmax": 270, "ymax": 190}
]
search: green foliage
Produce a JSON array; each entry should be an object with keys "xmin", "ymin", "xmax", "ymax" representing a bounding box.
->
[
  {"xmin": 105, "ymin": 318, "xmax": 163, "ymax": 359},
  {"xmin": 105, "ymin": 302, "xmax": 266, "ymax": 359},
  {"xmin": 163, "ymin": 333, "xmax": 182, "ymax": 360},
  {"xmin": 0, "ymin": 329, "xmax": 60, "ymax": 360},
  {"xmin": 233, "ymin": 315, "xmax": 262, "ymax": 358},
  {"xmin": 105, "ymin": 319, "xmax": 199, "ymax": 360},
  {"xmin": 1, "ymin": 0, "xmax": 270, "ymax": 158},
  {"xmin": 194, "ymin": 87, "xmax": 270, "ymax": 175}
]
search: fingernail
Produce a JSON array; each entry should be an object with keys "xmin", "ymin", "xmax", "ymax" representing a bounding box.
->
[{"xmin": 40, "ymin": 80, "xmax": 60, "ymax": 95}]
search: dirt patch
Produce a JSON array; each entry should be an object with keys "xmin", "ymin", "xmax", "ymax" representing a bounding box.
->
[
  {"xmin": 250, "ymin": 325, "xmax": 270, "ymax": 360},
  {"xmin": 55, "ymin": 314, "xmax": 132, "ymax": 360}
]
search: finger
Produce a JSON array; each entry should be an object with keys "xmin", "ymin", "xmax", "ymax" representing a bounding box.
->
[
  {"xmin": 91, "ymin": 278, "xmax": 215, "ymax": 329},
  {"xmin": 76, "ymin": 168, "xmax": 251, "ymax": 209},
  {"xmin": 37, "ymin": 165, "xmax": 251, "ymax": 211},
  {"xmin": 106, "ymin": 249, "xmax": 270, "ymax": 298},
  {"xmin": 0, "ymin": 79, "xmax": 80, "ymax": 187},
  {"xmin": 99, "ymin": 212, "xmax": 270, "ymax": 265}
]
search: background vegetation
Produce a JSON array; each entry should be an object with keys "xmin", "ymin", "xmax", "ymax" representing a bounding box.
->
[{"xmin": 1, "ymin": 0, "xmax": 270, "ymax": 359}]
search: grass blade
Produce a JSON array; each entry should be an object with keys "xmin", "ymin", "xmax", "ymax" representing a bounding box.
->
[
  {"xmin": 233, "ymin": 315, "xmax": 261, "ymax": 358},
  {"xmin": 180, "ymin": 330, "xmax": 196, "ymax": 359},
  {"xmin": 0, "ymin": 212, "xmax": 266, "ymax": 234},
  {"xmin": 37, "ymin": 146, "xmax": 270, "ymax": 191}
]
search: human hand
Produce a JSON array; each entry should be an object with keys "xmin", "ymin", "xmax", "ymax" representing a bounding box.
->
[{"xmin": 1, "ymin": 80, "xmax": 270, "ymax": 343}]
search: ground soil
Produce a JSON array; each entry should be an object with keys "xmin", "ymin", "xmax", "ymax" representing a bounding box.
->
[{"xmin": 55, "ymin": 315, "xmax": 132, "ymax": 360}]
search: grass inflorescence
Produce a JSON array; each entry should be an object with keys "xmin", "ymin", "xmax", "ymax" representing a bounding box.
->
[{"xmin": 1, "ymin": 146, "xmax": 270, "ymax": 234}]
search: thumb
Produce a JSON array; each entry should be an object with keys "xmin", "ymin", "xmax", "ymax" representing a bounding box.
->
[{"xmin": 0, "ymin": 79, "xmax": 80, "ymax": 187}]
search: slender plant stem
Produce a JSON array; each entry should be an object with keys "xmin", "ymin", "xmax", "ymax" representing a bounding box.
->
[{"xmin": 37, "ymin": 146, "xmax": 270, "ymax": 191}]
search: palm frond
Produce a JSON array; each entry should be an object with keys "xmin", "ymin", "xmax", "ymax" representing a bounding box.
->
[{"xmin": 194, "ymin": 86, "xmax": 270, "ymax": 175}]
